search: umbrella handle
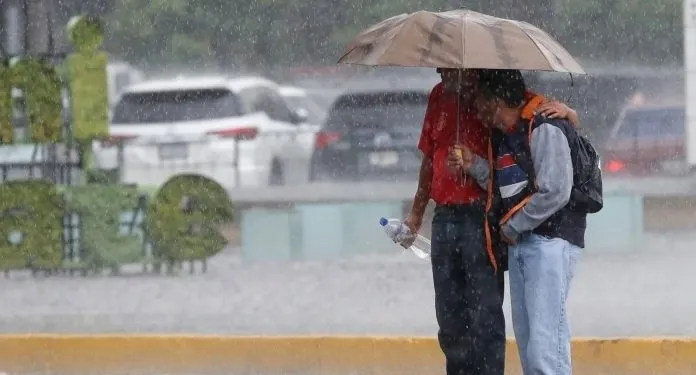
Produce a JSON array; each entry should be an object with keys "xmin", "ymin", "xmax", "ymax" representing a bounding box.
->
[
  {"xmin": 455, "ymin": 70, "xmax": 467, "ymax": 186},
  {"xmin": 456, "ymin": 70, "xmax": 461, "ymax": 143},
  {"xmin": 453, "ymin": 147, "xmax": 468, "ymax": 186}
]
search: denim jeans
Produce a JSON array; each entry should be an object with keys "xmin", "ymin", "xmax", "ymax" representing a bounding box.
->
[
  {"xmin": 508, "ymin": 233, "xmax": 581, "ymax": 375},
  {"xmin": 431, "ymin": 204, "xmax": 506, "ymax": 375}
]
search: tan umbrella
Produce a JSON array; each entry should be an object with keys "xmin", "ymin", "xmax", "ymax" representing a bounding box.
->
[{"xmin": 337, "ymin": 9, "xmax": 585, "ymax": 74}]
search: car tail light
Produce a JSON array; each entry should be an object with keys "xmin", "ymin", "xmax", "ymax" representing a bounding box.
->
[
  {"xmin": 606, "ymin": 159, "xmax": 625, "ymax": 173},
  {"xmin": 315, "ymin": 131, "xmax": 341, "ymax": 150},
  {"xmin": 100, "ymin": 134, "xmax": 137, "ymax": 147},
  {"xmin": 208, "ymin": 127, "xmax": 258, "ymax": 140}
]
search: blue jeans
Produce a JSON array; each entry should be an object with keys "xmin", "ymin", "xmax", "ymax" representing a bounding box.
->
[{"xmin": 508, "ymin": 233, "xmax": 581, "ymax": 375}]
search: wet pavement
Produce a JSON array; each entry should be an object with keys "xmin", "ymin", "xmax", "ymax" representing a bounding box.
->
[{"xmin": 1, "ymin": 232, "xmax": 694, "ymax": 337}]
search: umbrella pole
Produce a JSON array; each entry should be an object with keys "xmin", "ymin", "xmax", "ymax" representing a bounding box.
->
[
  {"xmin": 456, "ymin": 70, "xmax": 467, "ymax": 185},
  {"xmin": 456, "ymin": 70, "xmax": 461, "ymax": 143}
]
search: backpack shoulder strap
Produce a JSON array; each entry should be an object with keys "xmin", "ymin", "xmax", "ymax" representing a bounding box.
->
[
  {"xmin": 516, "ymin": 94, "xmax": 547, "ymax": 177},
  {"xmin": 520, "ymin": 94, "xmax": 546, "ymax": 121},
  {"xmin": 501, "ymin": 116, "xmax": 539, "ymax": 186},
  {"xmin": 499, "ymin": 94, "xmax": 546, "ymax": 190},
  {"xmin": 520, "ymin": 117, "xmax": 538, "ymax": 186}
]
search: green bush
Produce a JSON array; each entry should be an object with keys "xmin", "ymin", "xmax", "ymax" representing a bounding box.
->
[
  {"xmin": 66, "ymin": 52, "xmax": 109, "ymax": 141},
  {"xmin": 66, "ymin": 15, "xmax": 109, "ymax": 141},
  {"xmin": 147, "ymin": 174, "xmax": 234, "ymax": 263},
  {"xmin": 63, "ymin": 184, "xmax": 145, "ymax": 273},
  {"xmin": 0, "ymin": 63, "xmax": 12, "ymax": 144},
  {"xmin": 0, "ymin": 180, "xmax": 64, "ymax": 270},
  {"xmin": 10, "ymin": 58, "xmax": 63, "ymax": 143},
  {"xmin": 67, "ymin": 15, "xmax": 105, "ymax": 52}
]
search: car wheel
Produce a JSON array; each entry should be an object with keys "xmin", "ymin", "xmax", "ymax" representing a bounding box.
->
[{"xmin": 269, "ymin": 159, "xmax": 284, "ymax": 186}]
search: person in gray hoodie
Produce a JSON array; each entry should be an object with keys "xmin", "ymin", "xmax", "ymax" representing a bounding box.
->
[{"xmin": 451, "ymin": 69, "xmax": 585, "ymax": 375}]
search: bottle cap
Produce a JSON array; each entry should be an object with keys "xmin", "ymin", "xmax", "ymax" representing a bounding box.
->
[{"xmin": 379, "ymin": 217, "xmax": 388, "ymax": 226}]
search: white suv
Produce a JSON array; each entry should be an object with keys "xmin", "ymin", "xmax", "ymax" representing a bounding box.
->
[{"xmin": 94, "ymin": 75, "xmax": 316, "ymax": 188}]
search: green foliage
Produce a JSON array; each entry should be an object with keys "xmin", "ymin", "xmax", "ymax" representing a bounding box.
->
[
  {"xmin": 105, "ymin": 0, "xmax": 448, "ymax": 67},
  {"xmin": 65, "ymin": 16, "xmax": 109, "ymax": 141},
  {"xmin": 85, "ymin": 167, "xmax": 120, "ymax": 184},
  {"xmin": 106, "ymin": 0, "xmax": 216, "ymax": 66},
  {"xmin": 0, "ymin": 64, "xmax": 12, "ymax": 144},
  {"xmin": 63, "ymin": 184, "xmax": 145, "ymax": 272},
  {"xmin": 10, "ymin": 58, "xmax": 63, "ymax": 143},
  {"xmin": 103, "ymin": 0, "xmax": 683, "ymax": 67},
  {"xmin": 67, "ymin": 52, "xmax": 109, "ymax": 141},
  {"xmin": 0, "ymin": 177, "xmax": 231, "ymax": 275},
  {"xmin": 0, "ymin": 180, "xmax": 64, "ymax": 270},
  {"xmin": 147, "ymin": 174, "xmax": 234, "ymax": 263},
  {"xmin": 556, "ymin": 0, "xmax": 682, "ymax": 64},
  {"xmin": 67, "ymin": 15, "xmax": 105, "ymax": 52}
]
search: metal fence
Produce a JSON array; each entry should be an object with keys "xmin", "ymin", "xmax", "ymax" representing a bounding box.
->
[
  {"xmin": 61, "ymin": 193, "xmax": 150, "ymax": 275},
  {"xmin": 0, "ymin": 142, "xmax": 150, "ymax": 275},
  {"xmin": 0, "ymin": 143, "xmax": 81, "ymax": 184}
]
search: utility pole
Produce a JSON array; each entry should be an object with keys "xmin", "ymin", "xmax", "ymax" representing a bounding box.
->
[
  {"xmin": 2, "ymin": 0, "xmax": 23, "ymax": 56},
  {"xmin": 25, "ymin": 0, "xmax": 54, "ymax": 56},
  {"xmin": 684, "ymin": 0, "xmax": 696, "ymax": 167},
  {"xmin": 1, "ymin": 0, "xmax": 57, "ymax": 57}
]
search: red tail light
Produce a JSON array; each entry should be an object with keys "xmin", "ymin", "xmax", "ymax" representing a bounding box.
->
[
  {"xmin": 606, "ymin": 159, "xmax": 625, "ymax": 173},
  {"xmin": 100, "ymin": 134, "xmax": 137, "ymax": 147},
  {"xmin": 208, "ymin": 127, "xmax": 258, "ymax": 140},
  {"xmin": 315, "ymin": 131, "xmax": 341, "ymax": 150}
]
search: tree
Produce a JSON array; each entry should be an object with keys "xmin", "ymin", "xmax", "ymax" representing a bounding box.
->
[
  {"xmin": 556, "ymin": 0, "xmax": 682, "ymax": 64},
  {"xmin": 100, "ymin": 0, "xmax": 683, "ymax": 68}
]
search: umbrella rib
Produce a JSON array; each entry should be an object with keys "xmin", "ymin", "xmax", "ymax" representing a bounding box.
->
[
  {"xmin": 338, "ymin": 18, "xmax": 409, "ymax": 66},
  {"xmin": 385, "ymin": 20, "xmax": 413, "ymax": 65},
  {"xmin": 517, "ymin": 24, "xmax": 557, "ymax": 71}
]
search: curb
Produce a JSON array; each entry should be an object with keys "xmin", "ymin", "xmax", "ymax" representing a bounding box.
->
[{"xmin": 0, "ymin": 335, "xmax": 693, "ymax": 375}]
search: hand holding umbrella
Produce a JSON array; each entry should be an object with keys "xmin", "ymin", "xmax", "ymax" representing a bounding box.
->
[{"xmin": 447, "ymin": 144, "xmax": 474, "ymax": 176}]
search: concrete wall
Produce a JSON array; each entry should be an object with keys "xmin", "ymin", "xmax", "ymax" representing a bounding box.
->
[{"xmin": 239, "ymin": 192, "xmax": 650, "ymax": 260}]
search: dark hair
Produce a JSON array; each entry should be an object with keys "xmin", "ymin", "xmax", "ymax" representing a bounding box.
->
[{"xmin": 476, "ymin": 69, "xmax": 526, "ymax": 107}]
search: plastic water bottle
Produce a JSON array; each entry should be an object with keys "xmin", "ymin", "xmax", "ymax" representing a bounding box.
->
[{"xmin": 379, "ymin": 217, "xmax": 431, "ymax": 259}]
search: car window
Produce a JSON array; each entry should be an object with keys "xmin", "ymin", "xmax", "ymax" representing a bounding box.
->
[
  {"xmin": 283, "ymin": 95, "xmax": 325, "ymax": 124},
  {"xmin": 237, "ymin": 87, "xmax": 262, "ymax": 113},
  {"xmin": 306, "ymin": 90, "xmax": 342, "ymax": 112},
  {"xmin": 111, "ymin": 88, "xmax": 242, "ymax": 124},
  {"xmin": 253, "ymin": 89, "xmax": 295, "ymax": 123},
  {"xmin": 324, "ymin": 91, "xmax": 428, "ymax": 130},
  {"xmin": 112, "ymin": 72, "xmax": 132, "ymax": 98},
  {"xmin": 615, "ymin": 107, "xmax": 685, "ymax": 138}
]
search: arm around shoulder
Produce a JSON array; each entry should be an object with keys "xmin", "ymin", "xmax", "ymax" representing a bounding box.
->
[{"xmin": 467, "ymin": 154, "xmax": 490, "ymax": 191}]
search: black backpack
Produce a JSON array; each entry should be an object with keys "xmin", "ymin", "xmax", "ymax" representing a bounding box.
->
[
  {"xmin": 508, "ymin": 115, "xmax": 603, "ymax": 214},
  {"xmin": 568, "ymin": 130, "xmax": 603, "ymax": 214}
]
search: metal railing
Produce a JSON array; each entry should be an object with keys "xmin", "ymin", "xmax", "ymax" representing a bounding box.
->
[
  {"xmin": 0, "ymin": 143, "xmax": 81, "ymax": 184},
  {"xmin": 0, "ymin": 142, "xmax": 150, "ymax": 275}
]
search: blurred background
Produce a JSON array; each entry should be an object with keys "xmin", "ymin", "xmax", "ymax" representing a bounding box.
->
[{"xmin": 0, "ymin": 0, "xmax": 695, "ymax": 354}]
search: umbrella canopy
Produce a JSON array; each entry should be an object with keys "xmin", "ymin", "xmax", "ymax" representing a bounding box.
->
[{"xmin": 337, "ymin": 9, "xmax": 585, "ymax": 74}]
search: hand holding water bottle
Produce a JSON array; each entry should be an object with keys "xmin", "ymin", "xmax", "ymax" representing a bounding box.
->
[
  {"xmin": 380, "ymin": 215, "xmax": 431, "ymax": 259},
  {"xmin": 401, "ymin": 212, "xmax": 422, "ymax": 248}
]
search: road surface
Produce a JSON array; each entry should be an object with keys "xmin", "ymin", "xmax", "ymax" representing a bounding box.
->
[{"xmin": 1, "ymin": 232, "xmax": 694, "ymax": 337}]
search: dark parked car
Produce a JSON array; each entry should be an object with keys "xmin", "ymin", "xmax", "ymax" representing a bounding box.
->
[
  {"xmin": 309, "ymin": 89, "xmax": 428, "ymax": 181},
  {"xmin": 603, "ymin": 103, "xmax": 687, "ymax": 176}
]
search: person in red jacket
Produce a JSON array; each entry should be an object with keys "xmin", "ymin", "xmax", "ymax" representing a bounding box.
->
[{"xmin": 401, "ymin": 68, "xmax": 577, "ymax": 375}]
